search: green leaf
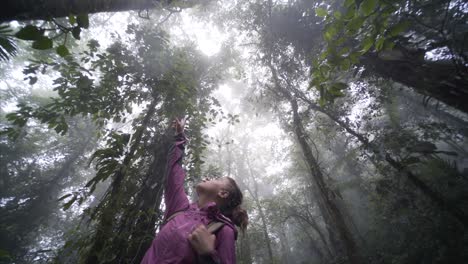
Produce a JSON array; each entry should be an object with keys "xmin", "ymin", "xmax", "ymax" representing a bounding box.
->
[
  {"xmin": 58, "ymin": 193, "xmax": 72, "ymax": 201},
  {"xmin": 344, "ymin": 5, "xmax": 356, "ymax": 20},
  {"xmin": 56, "ymin": 45, "xmax": 70, "ymax": 57},
  {"xmin": 0, "ymin": 127, "xmax": 21, "ymax": 140},
  {"xmin": 328, "ymin": 82, "xmax": 346, "ymax": 97},
  {"xmin": 340, "ymin": 58, "xmax": 351, "ymax": 71},
  {"xmin": 319, "ymin": 64, "xmax": 331, "ymax": 78},
  {"xmin": 388, "ymin": 20, "xmax": 411, "ymax": 37},
  {"xmin": 315, "ymin": 7, "xmax": 328, "ymax": 17},
  {"xmin": 72, "ymin": 26, "xmax": 81, "ymax": 40},
  {"xmin": 339, "ymin": 46, "xmax": 351, "ymax": 57},
  {"xmin": 32, "ymin": 36, "xmax": 53, "ymax": 50},
  {"xmin": 323, "ymin": 25, "xmax": 338, "ymax": 41},
  {"xmin": 77, "ymin": 14, "xmax": 89, "ymax": 29},
  {"xmin": 347, "ymin": 17, "xmax": 365, "ymax": 32},
  {"xmin": 68, "ymin": 15, "xmax": 76, "ymax": 25},
  {"xmin": 375, "ymin": 37, "xmax": 385, "ymax": 51},
  {"xmin": 319, "ymin": 50, "xmax": 329, "ymax": 60},
  {"xmin": 344, "ymin": 0, "xmax": 355, "ymax": 8},
  {"xmin": 62, "ymin": 196, "xmax": 77, "ymax": 210},
  {"xmin": 76, "ymin": 76, "xmax": 93, "ymax": 89},
  {"xmin": 332, "ymin": 82, "xmax": 347, "ymax": 91},
  {"xmin": 334, "ymin": 11, "xmax": 342, "ymax": 19},
  {"xmin": 85, "ymin": 178, "xmax": 96, "ymax": 188},
  {"xmin": 360, "ymin": 0, "xmax": 377, "ymax": 16},
  {"xmin": 349, "ymin": 51, "xmax": 362, "ymax": 64},
  {"xmin": 0, "ymin": 34, "xmax": 17, "ymax": 61},
  {"xmin": 361, "ymin": 36, "xmax": 374, "ymax": 52},
  {"xmin": 29, "ymin": 76, "xmax": 38, "ymax": 85},
  {"xmin": 15, "ymin": 25, "xmax": 43, "ymax": 40}
]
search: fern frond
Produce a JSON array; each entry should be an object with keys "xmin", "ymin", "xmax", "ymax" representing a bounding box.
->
[{"xmin": 0, "ymin": 24, "xmax": 18, "ymax": 61}]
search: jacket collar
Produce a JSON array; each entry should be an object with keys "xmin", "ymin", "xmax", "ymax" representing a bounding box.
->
[{"xmin": 195, "ymin": 201, "xmax": 239, "ymax": 239}]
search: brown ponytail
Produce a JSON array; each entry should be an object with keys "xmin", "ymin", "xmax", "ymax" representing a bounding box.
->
[
  {"xmin": 231, "ymin": 205, "xmax": 248, "ymax": 232},
  {"xmin": 221, "ymin": 177, "xmax": 249, "ymax": 233}
]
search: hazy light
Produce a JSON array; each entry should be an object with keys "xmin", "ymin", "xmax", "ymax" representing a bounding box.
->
[
  {"xmin": 171, "ymin": 11, "xmax": 227, "ymax": 56},
  {"xmin": 217, "ymin": 84, "xmax": 232, "ymax": 99}
]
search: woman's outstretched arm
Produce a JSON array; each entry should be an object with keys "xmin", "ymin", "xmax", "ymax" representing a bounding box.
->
[{"xmin": 163, "ymin": 118, "xmax": 190, "ymax": 221}]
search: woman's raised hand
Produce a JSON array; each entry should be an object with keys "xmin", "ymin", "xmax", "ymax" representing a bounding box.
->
[{"xmin": 172, "ymin": 117, "xmax": 185, "ymax": 135}]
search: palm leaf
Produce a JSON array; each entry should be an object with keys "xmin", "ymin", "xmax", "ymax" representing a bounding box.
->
[{"xmin": 0, "ymin": 24, "xmax": 18, "ymax": 61}]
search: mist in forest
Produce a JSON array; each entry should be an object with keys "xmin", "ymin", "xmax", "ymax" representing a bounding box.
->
[{"xmin": 1, "ymin": 0, "xmax": 467, "ymax": 264}]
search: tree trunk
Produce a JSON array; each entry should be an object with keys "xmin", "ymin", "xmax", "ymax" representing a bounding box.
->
[
  {"xmin": 237, "ymin": 229, "xmax": 253, "ymax": 264},
  {"xmin": 244, "ymin": 156, "xmax": 275, "ymax": 263},
  {"xmin": 84, "ymin": 100, "xmax": 158, "ymax": 264},
  {"xmin": 278, "ymin": 223, "xmax": 291, "ymax": 264},
  {"xmin": 1, "ymin": 0, "xmax": 176, "ymax": 22},
  {"xmin": 113, "ymin": 132, "xmax": 171, "ymax": 263},
  {"xmin": 360, "ymin": 51, "xmax": 468, "ymax": 114},
  {"xmin": 288, "ymin": 210, "xmax": 333, "ymax": 259},
  {"xmin": 291, "ymin": 97, "xmax": 363, "ymax": 264},
  {"xmin": 267, "ymin": 61, "xmax": 364, "ymax": 264},
  {"xmin": 296, "ymin": 220, "xmax": 326, "ymax": 263},
  {"xmin": 256, "ymin": 198, "xmax": 275, "ymax": 263},
  {"xmin": 290, "ymin": 98, "xmax": 363, "ymax": 264}
]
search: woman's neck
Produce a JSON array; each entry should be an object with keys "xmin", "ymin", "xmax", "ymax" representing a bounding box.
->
[{"xmin": 197, "ymin": 195, "xmax": 214, "ymax": 208}]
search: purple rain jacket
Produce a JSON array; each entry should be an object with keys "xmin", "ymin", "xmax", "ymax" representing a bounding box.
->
[{"xmin": 141, "ymin": 132, "xmax": 238, "ymax": 264}]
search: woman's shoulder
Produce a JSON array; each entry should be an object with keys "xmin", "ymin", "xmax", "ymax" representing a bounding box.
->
[
  {"xmin": 216, "ymin": 222, "xmax": 237, "ymax": 241},
  {"xmin": 214, "ymin": 224, "xmax": 236, "ymax": 250}
]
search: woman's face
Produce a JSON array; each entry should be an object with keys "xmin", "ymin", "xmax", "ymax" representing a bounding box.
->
[{"xmin": 195, "ymin": 177, "xmax": 230, "ymax": 198}]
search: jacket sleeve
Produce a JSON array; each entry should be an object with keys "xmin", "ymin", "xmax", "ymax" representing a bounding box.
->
[
  {"xmin": 197, "ymin": 226, "xmax": 236, "ymax": 264},
  {"xmin": 163, "ymin": 132, "xmax": 190, "ymax": 221}
]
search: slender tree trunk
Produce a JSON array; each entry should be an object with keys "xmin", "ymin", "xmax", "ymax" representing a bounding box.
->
[
  {"xmin": 244, "ymin": 155, "xmax": 275, "ymax": 263},
  {"xmin": 295, "ymin": 220, "xmax": 326, "ymax": 263},
  {"xmin": 307, "ymin": 184, "xmax": 343, "ymax": 257},
  {"xmin": 289, "ymin": 210, "xmax": 333, "ymax": 258},
  {"xmin": 231, "ymin": 150, "xmax": 254, "ymax": 264},
  {"xmin": 256, "ymin": 198, "xmax": 275, "ymax": 263},
  {"xmin": 0, "ymin": 0, "xmax": 177, "ymax": 22},
  {"xmin": 233, "ymin": 143, "xmax": 275, "ymax": 263},
  {"xmin": 267, "ymin": 61, "xmax": 364, "ymax": 264},
  {"xmin": 278, "ymin": 223, "xmax": 291, "ymax": 264},
  {"xmin": 84, "ymin": 100, "xmax": 158, "ymax": 264},
  {"xmin": 237, "ymin": 229, "xmax": 253, "ymax": 264},
  {"xmin": 290, "ymin": 97, "xmax": 363, "ymax": 264}
]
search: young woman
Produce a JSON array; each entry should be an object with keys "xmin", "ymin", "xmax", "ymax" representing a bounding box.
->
[{"xmin": 141, "ymin": 118, "xmax": 248, "ymax": 264}]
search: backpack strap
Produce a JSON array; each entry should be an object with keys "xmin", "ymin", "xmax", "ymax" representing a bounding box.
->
[
  {"xmin": 207, "ymin": 221, "xmax": 225, "ymax": 234},
  {"xmin": 163, "ymin": 210, "xmax": 185, "ymax": 225},
  {"xmin": 164, "ymin": 211, "xmax": 225, "ymax": 234}
]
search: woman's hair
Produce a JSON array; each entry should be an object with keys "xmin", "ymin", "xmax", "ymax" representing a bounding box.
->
[{"xmin": 220, "ymin": 177, "xmax": 248, "ymax": 232}]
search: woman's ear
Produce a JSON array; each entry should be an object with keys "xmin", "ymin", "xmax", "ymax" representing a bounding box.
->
[{"xmin": 217, "ymin": 189, "xmax": 229, "ymax": 199}]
